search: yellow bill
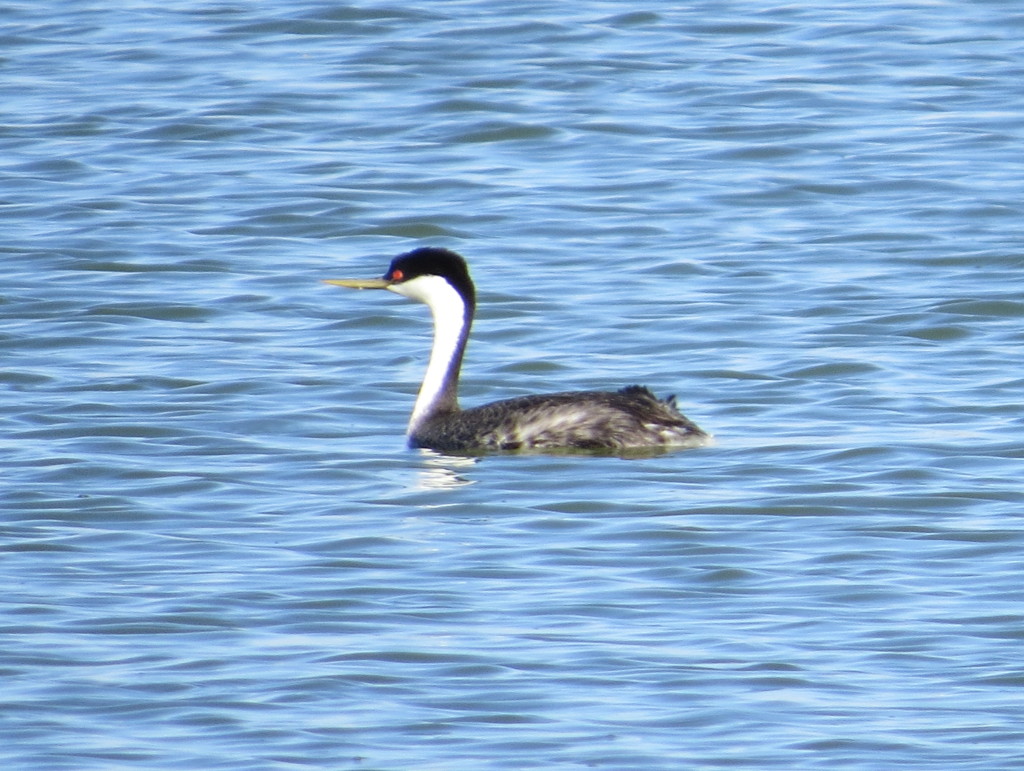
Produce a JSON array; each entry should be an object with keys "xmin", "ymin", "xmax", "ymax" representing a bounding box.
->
[{"xmin": 323, "ymin": 278, "xmax": 390, "ymax": 290}]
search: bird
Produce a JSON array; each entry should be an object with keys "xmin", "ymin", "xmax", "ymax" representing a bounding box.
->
[{"xmin": 325, "ymin": 247, "xmax": 709, "ymax": 454}]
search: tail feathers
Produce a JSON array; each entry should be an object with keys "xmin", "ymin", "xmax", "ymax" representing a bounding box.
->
[{"xmin": 619, "ymin": 384, "xmax": 678, "ymax": 410}]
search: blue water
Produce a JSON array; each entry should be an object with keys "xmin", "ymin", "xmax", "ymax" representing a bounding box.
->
[{"xmin": 3, "ymin": 1, "xmax": 1024, "ymax": 769}]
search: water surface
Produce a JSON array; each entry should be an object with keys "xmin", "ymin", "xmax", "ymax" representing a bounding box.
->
[{"xmin": 3, "ymin": 2, "xmax": 1024, "ymax": 769}]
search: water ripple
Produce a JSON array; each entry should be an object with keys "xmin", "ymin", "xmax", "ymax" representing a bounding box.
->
[{"xmin": 3, "ymin": 1, "xmax": 1024, "ymax": 769}]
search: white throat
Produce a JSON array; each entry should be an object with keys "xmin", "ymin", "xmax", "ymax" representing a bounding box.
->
[{"xmin": 388, "ymin": 275, "xmax": 468, "ymax": 436}]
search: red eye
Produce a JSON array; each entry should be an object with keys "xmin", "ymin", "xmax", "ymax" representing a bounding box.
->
[{"xmin": 390, "ymin": 269, "xmax": 404, "ymax": 281}]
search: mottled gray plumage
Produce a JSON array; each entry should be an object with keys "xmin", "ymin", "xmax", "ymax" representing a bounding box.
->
[{"xmin": 411, "ymin": 386, "xmax": 706, "ymax": 453}]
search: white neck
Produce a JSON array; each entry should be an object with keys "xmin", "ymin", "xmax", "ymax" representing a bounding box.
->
[{"xmin": 388, "ymin": 275, "xmax": 469, "ymax": 436}]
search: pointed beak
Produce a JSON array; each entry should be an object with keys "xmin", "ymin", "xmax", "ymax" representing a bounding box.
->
[{"xmin": 323, "ymin": 278, "xmax": 391, "ymax": 290}]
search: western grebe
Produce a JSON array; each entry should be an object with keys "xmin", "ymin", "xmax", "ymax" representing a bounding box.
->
[{"xmin": 326, "ymin": 247, "xmax": 709, "ymax": 454}]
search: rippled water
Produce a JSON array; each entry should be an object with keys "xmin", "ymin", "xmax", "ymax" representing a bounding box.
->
[{"xmin": 3, "ymin": 2, "xmax": 1024, "ymax": 769}]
